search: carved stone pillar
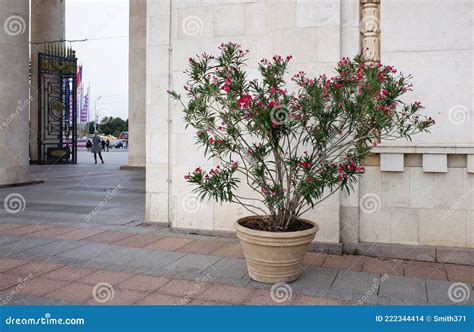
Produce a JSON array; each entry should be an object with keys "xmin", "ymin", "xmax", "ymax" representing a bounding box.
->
[{"xmin": 360, "ymin": 0, "xmax": 381, "ymax": 65}]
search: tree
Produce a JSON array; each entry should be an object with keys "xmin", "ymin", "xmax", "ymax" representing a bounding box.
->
[
  {"xmin": 98, "ymin": 116, "xmax": 128, "ymax": 137},
  {"xmin": 169, "ymin": 42, "xmax": 434, "ymax": 232}
]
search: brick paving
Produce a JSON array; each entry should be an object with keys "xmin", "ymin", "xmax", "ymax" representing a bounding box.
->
[{"xmin": 0, "ymin": 163, "xmax": 472, "ymax": 305}]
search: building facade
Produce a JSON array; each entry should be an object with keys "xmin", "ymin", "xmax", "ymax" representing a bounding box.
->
[
  {"xmin": 0, "ymin": 0, "xmax": 472, "ymax": 261},
  {"xmin": 141, "ymin": 0, "xmax": 473, "ymax": 256}
]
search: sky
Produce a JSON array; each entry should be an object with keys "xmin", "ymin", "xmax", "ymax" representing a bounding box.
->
[{"xmin": 66, "ymin": 0, "xmax": 129, "ymax": 121}]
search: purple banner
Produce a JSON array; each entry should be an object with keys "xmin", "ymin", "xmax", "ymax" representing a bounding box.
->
[{"xmin": 80, "ymin": 90, "xmax": 89, "ymax": 124}]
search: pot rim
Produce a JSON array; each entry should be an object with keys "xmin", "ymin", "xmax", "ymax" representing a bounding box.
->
[{"xmin": 234, "ymin": 215, "xmax": 319, "ymax": 239}]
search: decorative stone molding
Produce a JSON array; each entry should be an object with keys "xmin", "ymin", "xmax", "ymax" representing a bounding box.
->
[
  {"xmin": 422, "ymin": 154, "xmax": 448, "ymax": 173},
  {"xmin": 372, "ymin": 143, "xmax": 474, "ymax": 155},
  {"xmin": 359, "ymin": 0, "xmax": 381, "ymax": 65},
  {"xmin": 467, "ymin": 155, "xmax": 474, "ymax": 173},
  {"xmin": 380, "ymin": 153, "xmax": 404, "ymax": 172},
  {"xmin": 370, "ymin": 144, "xmax": 474, "ymax": 173}
]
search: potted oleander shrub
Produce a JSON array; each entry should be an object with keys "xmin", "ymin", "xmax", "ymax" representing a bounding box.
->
[{"xmin": 168, "ymin": 42, "xmax": 434, "ymax": 283}]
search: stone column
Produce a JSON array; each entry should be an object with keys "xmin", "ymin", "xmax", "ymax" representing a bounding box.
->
[
  {"xmin": 360, "ymin": 0, "xmax": 381, "ymax": 65},
  {"xmin": 0, "ymin": 0, "xmax": 31, "ymax": 185},
  {"xmin": 29, "ymin": 0, "xmax": 65, "ymax": 163},
  {"xmin": 127, "ymin": 0, "xmax": 146, "ymax": 167}
]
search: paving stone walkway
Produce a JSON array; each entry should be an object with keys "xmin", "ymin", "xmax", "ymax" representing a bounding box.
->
[{"xmin": 0, "ymin": 161, "xmax": 472, "ymax": 305}]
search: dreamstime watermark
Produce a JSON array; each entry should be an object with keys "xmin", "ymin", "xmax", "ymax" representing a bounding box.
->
[
  {"xmin": 441, "ymin": 187, "xmax": 474, "ymax": 222},
  {"xmin": 359, "ymin": 193, "xmax": 381, "ymax": 214},
  {"xmin": 5, "ymin": 313, "xmax": 85, "ymax": 326},
  {"xmin": 179, "ymin": 273, "xmax": 212, "ymax": 305},
  {"xmin": 181, "ymin": 16, "xmax": 203, "ymax": 36},
  {"xmin": 448, "ymin": 282, "xmax": 471, "ymax": 303},
  {"xmin": 0, "ymin": 97, "xmax": 33, "ymax": 131},
  {"xmin": 3, "ymin": 15, "xmax": 26, "ymax": 36},
  {"xmin": 84, "ymin": 184, "xmax": 121, "ymax": 221},
  {"xmin": 448, "ymin": 105, "xmax": 470, "ymax": 125},
  {"xmin": 96, "ymin": 105, "xmax": 114, "ymax": 126},
  {"xmin": 356, "ymin": 274, "xmax": 389, "ymax": 305},
  {"xmin": 181, "ymin": 193, "xmax": 203, "ymax": 214},
  {"xmin": 92, "ymin": 282, "xmax": 114, "ymax": 303},
  {"xmin": 270, "ymin": 105, "xmax": 290, "ymax": 126},
  {"xmin": 1, "ymin": 273, "xmax": 33, "ymax": 304},
  {"xmin": 3, "ymin": 193, "xmax": 26, "ymax": 214},
  {"xmin": 270, "ymin": 282, "xmax": 293, "ymax": 303}
]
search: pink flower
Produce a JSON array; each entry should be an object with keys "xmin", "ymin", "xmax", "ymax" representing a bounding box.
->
[
  {"xmin": 355, "ymin": 166, "xmax": 365, "ymax": 173},
  {"xmin": 299, "ymin": 161, "xmax": 312, "ymax": 169},
  {"xmin": 209, "ymin": 138, "xmax": 215, "ymax": 145},
  {"xmin": 237, "ymin": 94, "xmax": 252, "ymax": 110}
]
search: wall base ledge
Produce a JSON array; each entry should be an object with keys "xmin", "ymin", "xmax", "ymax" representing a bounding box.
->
[
  {"xmin": 120, "ymin": 165, "xmax": 146, "ymax": 171},
  {"xmin": 343, "ymin": 242, "xmax": 474, "ymax": 266},
  {"xmin": 0, "ymin": 180, "xmax": 44, "ymax": 189}
]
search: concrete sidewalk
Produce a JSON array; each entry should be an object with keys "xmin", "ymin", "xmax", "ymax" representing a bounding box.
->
[{"xmin": 0, "ymin": 162, "xmax": 472, "ymax": 305}]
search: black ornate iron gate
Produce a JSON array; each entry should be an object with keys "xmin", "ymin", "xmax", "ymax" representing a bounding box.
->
[{"xmin": 37, "ymin": 44, "xmax": 78, "ymax": 164}]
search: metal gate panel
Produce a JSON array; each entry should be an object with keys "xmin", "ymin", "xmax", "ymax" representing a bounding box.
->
[{"xmin": 37, "ymin": 45, "xmax": 77, "ymax": 164}]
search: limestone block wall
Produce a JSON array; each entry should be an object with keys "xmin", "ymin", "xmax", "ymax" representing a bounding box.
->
[
  {"xmin": 145, "ymin": 0, "xmax": 344, "ymax": 243},
  {"xmin": 128, "ymin": 0, "xmax": 147, "ymax": 167},
  {"xmin": 145, "ymin": 0, "xmax": 473, "ymax": 250},
  {"xmin": 0, "ymin": 0, "xmax": 30, "ymax": 185},
  {"xmin": 338, "ymin": 0, "xmax": 474, "ymax": 250},
  {"xmin": 381, "ymin": 0, "xmax": 473, "ymax": 144},
  {"xmin": 341, "ymin": 149, "xmax": 474, "ymax": 249}
]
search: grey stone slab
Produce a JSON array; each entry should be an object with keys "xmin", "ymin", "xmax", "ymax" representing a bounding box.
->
[
  {"xmin": 163, "ymin": 254, "xmax": 222, "ymax": 275},
  {"xmin": 55, "ymin": 242, "xmax": 144, "ymax": 270},
  {"xmin": 324, "ymin": 290, "xmax": 389, "ymax": 304},
  {"xmin": 57, "ymin": 242, "xmax": 111, "ymax": 260},
  {"xmin": 0, "ymin": 236, "xmax": 57, "ymax": 255},
  {"xmin": 1, "ymin": 293, "xmax": 68, "ymax": 305},
  {"xmin": 23, "ymin": 202, "xmax": 108, "ymax": 214},
  {"xmin": 427, "ymin": 279, "xmax": 474, "ymax": 305},
  {"xmin": 23, "ymin": 239, "xmax": 88, "ymax": 258},
  {"xmin": 0, "ymin": 235, "xmax": 21, "ymax": 246},
  {"xmin": 201, "ymin": 257, "xmax": 248, "ymax": 279},
  {"xmin": 330, "ymin": 271, "xmax": 380, "ymax": 298},
  {"xmin": 84, "ymin": 245, "xmax": 150, "ymax": 267},
  {"xmin": 206, "ymin": 276, "xmax": 250, "ymax": 287},
  {"xmin": 126, "ymin": 250, "xmax": 186, "ymax": 274},
  {"xmin": 246, "ymin": 279, "xmax": 273, "ymax": 290},
  {"xmin": 379, "ymin": 276, "xmax": 427, "ymax": 304},
  {"xmin": 289, "ymin": 267, "xmax": 339, "ymax": 297}
]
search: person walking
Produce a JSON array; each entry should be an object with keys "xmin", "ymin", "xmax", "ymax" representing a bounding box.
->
[
  {"xmin": 101, "ymin": 139, "xmax": 106, "ymax": 152},
  {"xmin": 106, "ymin": 139, "xmax": 110, "ymax": 152},
  {"xmin": 91, "ymin": 131, "xmax": 104, "ymax": 164}
]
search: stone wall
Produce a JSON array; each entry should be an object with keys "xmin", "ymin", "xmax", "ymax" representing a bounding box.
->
[
  {"xmin": 338, "ymin": 0, "xmax": 473, "ymax": 250},
  {"xmin": 0, "ymin": 0, "xmax": 30, "ymax": 185},
  {"xmin": 128, "ymin": 0, "xmax": 147, "ymax": 167},
  {"xmin": 144, "ymin": 0, "xmax": 473, "ymax": 250}
]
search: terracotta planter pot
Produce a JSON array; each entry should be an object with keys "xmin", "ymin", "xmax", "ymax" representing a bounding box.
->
[{"xmin": 234, "ymin": 216, "xmax": 318, "ymax": 284}]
